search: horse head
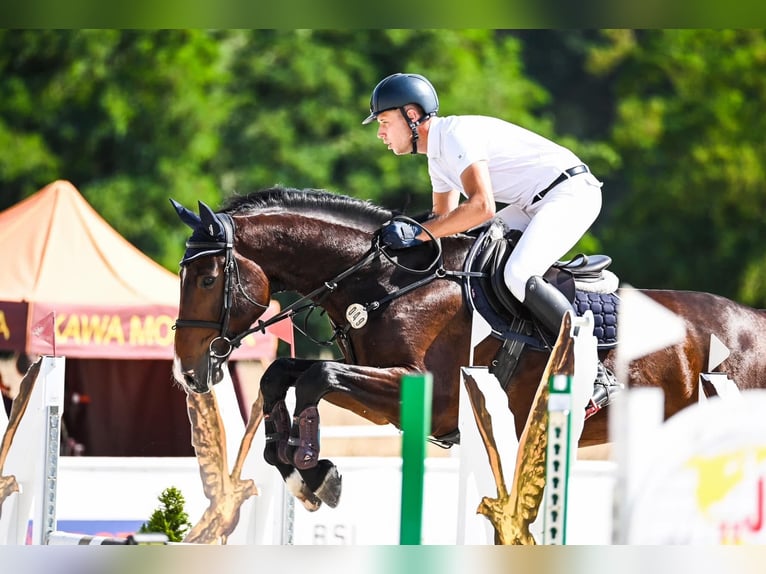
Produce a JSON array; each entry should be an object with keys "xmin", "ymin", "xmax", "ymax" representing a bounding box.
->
[{"xmin": 170, "ymin": 198, "xmax": 271, "ymax": 393}]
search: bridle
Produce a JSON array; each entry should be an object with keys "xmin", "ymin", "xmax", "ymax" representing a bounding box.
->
[
  {"xmin": 172, "ymin": 211, "xmax": 383, "ymax": 374},
  {"xmin": 174, "ymin": 211, "xmax": 476, "ymax": 384},
  {"xmin": 173, "ymin": 213, "xmax": 270, "ymax": 370}
]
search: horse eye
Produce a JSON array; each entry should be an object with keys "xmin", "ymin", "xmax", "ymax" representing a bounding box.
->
[{"xmin": 200, "ymin": 276, "xmax": 216, "ymax": 288}]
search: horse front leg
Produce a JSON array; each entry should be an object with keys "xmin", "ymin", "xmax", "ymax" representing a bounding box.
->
[
  {"xmin": 259, "ymin": 357, "xmax": 325, "ymax": 511},
  {"xmin": 288, "ymin": 361, "xmax": 412, "ymax": 508},
  {"xmin": 261, "ymin": 358, "xmax": 318, "ymax": 466}
]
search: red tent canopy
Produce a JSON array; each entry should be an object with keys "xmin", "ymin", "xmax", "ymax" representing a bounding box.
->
[
  {"xmin": 0, "ymin": 180, "xmax": 278, "ymax": 360},
  {"xmin": 0, "ymin": 181, "xmax": 279, "ymax": 456}
]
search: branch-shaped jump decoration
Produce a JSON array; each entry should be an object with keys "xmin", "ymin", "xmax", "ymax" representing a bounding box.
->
[
  {"xmin": 464, "ymin": 312, "xmax": 575, "ymax": 544},
  {"xmin": 182, "ymin": 389, "xmax": 263, "ymax": 544}
]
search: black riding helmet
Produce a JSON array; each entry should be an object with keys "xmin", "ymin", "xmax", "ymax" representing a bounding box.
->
[{"xmin": 362, "ymin": 73, "xmax": 439, "ymax": 154}]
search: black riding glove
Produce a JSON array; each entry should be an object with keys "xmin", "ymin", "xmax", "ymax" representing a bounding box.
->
[{"xmin": 380, "ymin": 221, "xmax": 424, "ymax": 249}]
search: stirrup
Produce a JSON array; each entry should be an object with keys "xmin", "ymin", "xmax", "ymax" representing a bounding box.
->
[{"xmin": 585, "ymin": 363, "xmax": 622, "ymax": 419}]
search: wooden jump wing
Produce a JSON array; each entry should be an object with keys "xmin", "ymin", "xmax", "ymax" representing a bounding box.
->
[{"xmin": 182, "ymin": 390, "xmax": 263, "ymax": 544}]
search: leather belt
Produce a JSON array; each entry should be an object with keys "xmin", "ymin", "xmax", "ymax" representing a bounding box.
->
[{"xmin": 531, "ymin": 164, "xmax": 589, "ymax": 204}]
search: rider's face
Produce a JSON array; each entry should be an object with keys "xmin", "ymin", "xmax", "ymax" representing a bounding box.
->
[{"xmin": 376, "ymin": 110, "xmax": 412, "ymax": 155}]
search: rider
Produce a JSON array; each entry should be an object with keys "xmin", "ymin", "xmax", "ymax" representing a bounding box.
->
[{"xmin": 363, "ymin": 72, "xmax": 620, "ymax": 415}]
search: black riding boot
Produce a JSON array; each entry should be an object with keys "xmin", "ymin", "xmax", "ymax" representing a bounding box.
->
[{"xmin": 523, "ymin": 276, "xmax": 621, "ymax": 416}]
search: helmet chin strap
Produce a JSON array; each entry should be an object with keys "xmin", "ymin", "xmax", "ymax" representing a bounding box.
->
[{"xmin": 399, "ymin": 108, "xmax": 430, "ymax": 155}]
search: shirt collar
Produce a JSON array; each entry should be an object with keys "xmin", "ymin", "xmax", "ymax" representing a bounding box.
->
[{"xmin": 426, "ymin": 116, "xmax": 442, "ymax": 159}]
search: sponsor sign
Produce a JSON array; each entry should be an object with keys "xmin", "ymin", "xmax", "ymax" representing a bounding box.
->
[
  {"xmin": 0, "ymin": 301, "xmax": 279, "ymax": 360},
  {"xmin": 628, "ymin": 391, "xmax": 766, "ymax": 544}
]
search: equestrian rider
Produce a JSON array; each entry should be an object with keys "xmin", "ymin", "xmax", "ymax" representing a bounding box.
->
[{"xmin": 363, "ymin": 72, "xmax": 620, "ymax": 414}]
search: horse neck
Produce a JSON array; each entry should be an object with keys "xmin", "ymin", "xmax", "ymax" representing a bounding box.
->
[{"xmin": 239, "ymin": 213, "xmax": 375, "ymax": 297}]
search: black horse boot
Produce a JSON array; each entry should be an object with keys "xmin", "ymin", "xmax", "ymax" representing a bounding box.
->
[{"xmin": 523, "ymin": 275, "xmax": 621, "ymax": 416}]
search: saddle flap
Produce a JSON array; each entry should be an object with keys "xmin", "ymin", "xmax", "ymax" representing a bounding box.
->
[
  {"xmin": 472, "ymin": 236, "xmax": 513, "ymax": 318},
  {"xmin": 489, "ymin": 240, "xmax": 529, "ymax": 318},
  {"xmin": 462, "ymin": 220, "xmax": 618, "ymax": 350}
]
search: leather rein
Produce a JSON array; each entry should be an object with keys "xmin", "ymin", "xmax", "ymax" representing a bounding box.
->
[{"xmin": 173, "ymin": 214, "xmax": 484, "ymax": 365}]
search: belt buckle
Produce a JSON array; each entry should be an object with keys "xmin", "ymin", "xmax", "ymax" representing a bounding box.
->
[{"xmin": 567, "ymin": 164, "xmax": 588, "ymax": 178}]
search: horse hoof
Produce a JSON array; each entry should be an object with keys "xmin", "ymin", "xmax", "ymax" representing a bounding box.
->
[
  {"xmin": 285, "ymin": 469, "xmax": 323, "ymax": 512},
  {"xmin": 298, "ymin": 491, "xmax": 323, "ymax": 512},
  {"xmin": 313, "ymin": 462, "xmax": 342, "ymax": 508}
]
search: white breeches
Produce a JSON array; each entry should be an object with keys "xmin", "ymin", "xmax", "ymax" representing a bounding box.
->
[{"xmin": 499, "ymin": 173, "xmax": 603, "ymax": 303}]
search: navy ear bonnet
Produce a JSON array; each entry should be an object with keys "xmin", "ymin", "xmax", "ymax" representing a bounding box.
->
[{"xmin": 170, "ymin": 198, "xmax": 232, "ymax": 265}]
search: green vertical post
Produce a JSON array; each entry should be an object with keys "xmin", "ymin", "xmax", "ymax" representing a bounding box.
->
[{"xmin": 399, "ymin": 372, "xmax": 433, "ymax": 545}]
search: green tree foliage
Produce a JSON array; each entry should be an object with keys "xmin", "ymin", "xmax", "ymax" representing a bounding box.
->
[
  {"xmin": 0, "ymin": 29, "xmax": 549, "ymax": 271},
  {"xmin": 4, "ymin": 29, "xmax": 766, "ymax": 326},
  {"xmin": 0, "ymin": 29, "xmax": 232, "ymax": 269},
  {"xmin": 215, "ymin": 30, "xmax": 547, "ymax": 215},
  {"xmin": 589, "ymin": 30, "xmax": 766, "ymax": 304},
  {"xmin": 138, "ymin": 486, "xmax": 192, "ymax": 542},
  {"xmin": 0, "ymin": 30, "xmax": 558, "ymax": 358}
]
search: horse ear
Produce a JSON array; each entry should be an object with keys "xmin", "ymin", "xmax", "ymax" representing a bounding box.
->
[
  {"xmin": 169, "ymin": 198, "xmax": 202, "ymax": 229},
  {"xmin": 197, "ymin": 200, "xmax": 224, "ymax": 238}
]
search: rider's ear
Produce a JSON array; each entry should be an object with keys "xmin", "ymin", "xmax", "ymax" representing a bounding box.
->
[{"xmin": 405, "ymin": 105, "xmax": 420, "ymax": 123}]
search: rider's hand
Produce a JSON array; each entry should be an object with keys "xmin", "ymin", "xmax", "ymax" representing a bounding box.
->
[{"xmin": 380, "ymin": 221, "xmax": 424, "ymax": 249}]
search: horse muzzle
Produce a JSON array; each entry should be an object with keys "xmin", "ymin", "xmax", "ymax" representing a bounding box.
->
[{"xmin": 172, "ymin": 355, "xmax": 225, "ymax": 394}]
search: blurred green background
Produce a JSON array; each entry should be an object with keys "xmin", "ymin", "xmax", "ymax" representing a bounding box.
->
[{"xmin": 3, "ymin": 29, "xmax": 766, "ymax": 355}]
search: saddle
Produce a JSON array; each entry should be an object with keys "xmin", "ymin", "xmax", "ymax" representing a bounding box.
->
[{"xmin": 462, "ymin": 219, "xmax": 620, "ymax": 354}]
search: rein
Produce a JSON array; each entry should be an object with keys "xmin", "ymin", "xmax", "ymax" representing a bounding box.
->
[
  {"xmin": 227, "ymin": 247, "xmax": 381, "ymax": 350},
  {"xmin": 174, "ymin": 212, "xmax": 488, "ymax": 366}
]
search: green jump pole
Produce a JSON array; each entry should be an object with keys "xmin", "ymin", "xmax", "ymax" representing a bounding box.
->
[{"xmin": 399, "ymin": 372, "xmax": 433, "ymax": 545}]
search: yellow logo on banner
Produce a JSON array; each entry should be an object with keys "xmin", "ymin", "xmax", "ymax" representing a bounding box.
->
[
  {"xmin": 0, "ymin": 310, "xmax": 268, "ymax": 350},
  {"xmin": 128, "ymin": 315, "xmax": 175, "ymax": 346},
  {"xmin": 58, "ymin": 314, "xmax": 125, "ymax": 345},
  {"xmin": 0, "ymin": 310, "xmax": 9, "ymax": 341},
  {"xmin": 55, "ymin": 313, "xmax": 175, "ymax": 347}
]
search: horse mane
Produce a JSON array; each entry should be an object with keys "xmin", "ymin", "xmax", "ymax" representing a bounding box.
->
[{"xmin": 221, "ymin": 186, "xmax": 395, "ymax": 229}]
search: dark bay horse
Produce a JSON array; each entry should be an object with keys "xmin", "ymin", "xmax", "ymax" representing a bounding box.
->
[{"xmin": 171, "ymin": 187, "xmax": 766, "ymax": 511}]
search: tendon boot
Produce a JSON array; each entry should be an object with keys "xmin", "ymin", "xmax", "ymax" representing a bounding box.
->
[
  {"xmin": 523, "ymin": 276, "xmax": 621, "ymax": 418},
  {"xmin": 585, "ymin": 362, "xmax": 622, "ymax": 419},
  {"xmin": 263, "ymin": 399, "xmax": 292, "ymax": 466}
]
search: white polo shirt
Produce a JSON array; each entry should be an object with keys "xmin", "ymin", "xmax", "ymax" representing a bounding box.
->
[{"xmin": 426, "ymin": 115, "xmax": 584, "ymax": 206}]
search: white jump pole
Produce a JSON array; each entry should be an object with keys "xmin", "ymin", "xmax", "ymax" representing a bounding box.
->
[
  {"xmin": 543, "ymin": 373, "xmax": 572, "ymax": 544},
  {"xmin": 455, "ymin": 311, "xmax": 511, "ymax": 544},
  {"xmin": 542, "ymin": 311, "xmax": 596, "ymax": 544},
  {"xmin": 0, "ymin": 355, "xmax": 65, "ymax": 545},
  {"xmin": 35, "ymin": 356, "xmax": 65, "ymax": 545},
  {"xmin": 610, "ymin": 286, "xmax": 685, "ymax": 544}
]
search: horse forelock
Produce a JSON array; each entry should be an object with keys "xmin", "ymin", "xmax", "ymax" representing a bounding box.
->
[{"xmin": 221, "ymin": 187, "xmax": 394, "ymax": 230}]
